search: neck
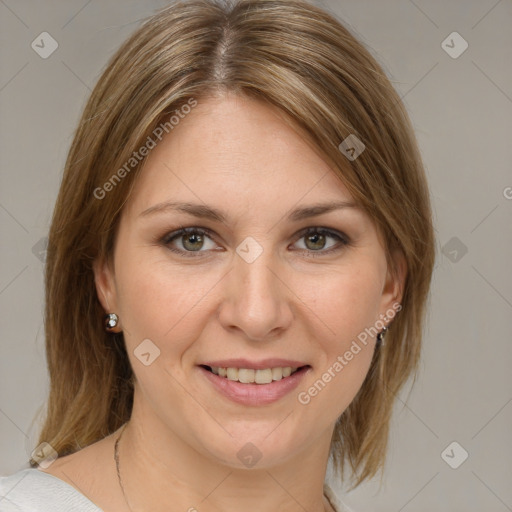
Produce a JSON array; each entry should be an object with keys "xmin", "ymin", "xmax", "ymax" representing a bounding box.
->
[{"xmin": 115, "ymin": 395, "xmax": 335, "ymax": 512}]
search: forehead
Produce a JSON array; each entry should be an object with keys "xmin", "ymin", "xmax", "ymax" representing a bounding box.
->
[{"xmin": 126, "ymin": 94, "xmax": 355, "ymax": 217}]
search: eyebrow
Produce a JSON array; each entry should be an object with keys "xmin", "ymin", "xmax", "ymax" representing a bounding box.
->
[{"xmin": 139, "ymin": 200, "xmax": 359, "ymax": 223}]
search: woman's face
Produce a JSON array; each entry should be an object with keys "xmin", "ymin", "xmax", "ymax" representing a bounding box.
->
[{"xmin": 95, "ymin": 93, "xmax": 404, "ymax": 469}]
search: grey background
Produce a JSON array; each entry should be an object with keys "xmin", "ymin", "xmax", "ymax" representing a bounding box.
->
[{"xmin": 0, "ymin": 0, "xmax": 511, "ymax": 511}]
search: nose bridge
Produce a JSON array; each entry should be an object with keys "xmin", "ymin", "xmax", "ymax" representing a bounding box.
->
[
  {"xmin": 237, "ymin": 247, "xmax": 278, "ymax": 299},
  {"xmin": 219, "ymin": 236, "xmax": 292, "ymax": 340},
  {"xmin": 236, "ymin": 237, "xmax": 282, "ymax": 306}
]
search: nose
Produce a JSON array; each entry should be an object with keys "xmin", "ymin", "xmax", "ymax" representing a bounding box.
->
[{"xmin": 217, "ymin": 246, "xmax": 294, "ymax": 342}]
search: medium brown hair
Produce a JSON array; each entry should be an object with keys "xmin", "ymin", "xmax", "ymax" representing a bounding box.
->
[{"xmin": 34, "ymin": 0, "xmax": 435, "ymax": 490}]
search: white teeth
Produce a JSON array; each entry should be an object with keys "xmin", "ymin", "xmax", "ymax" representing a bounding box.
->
[
  {"xmin": 208, "ymin": 366, "xmax": 301, "ymax": 384},
  {"xmin": 272, "ymin": 367, "xmax": 283, "ymax": 381},
  {"xmin": 226, "ymin": 368, "xmax": 238, "ymax": 381},
  {"xmin": 238, "ymin": 369, "xmax": 255, "ymax": 383},
  {"xmin": 255, "ymin": 368, "xmax": 273, "ymax": 384}
]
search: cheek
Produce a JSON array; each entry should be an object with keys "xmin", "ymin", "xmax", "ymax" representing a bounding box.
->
[
  {"xmin": 114, "ymin": 249, "xmax": 220, "ymax": 352},
  {"xmin": 308, "ymin": 263, "xmax": 384, "ymax": 345},
  {"xmin": 298, "ymin": 263, "xmax": 382, "ymax": 413}
]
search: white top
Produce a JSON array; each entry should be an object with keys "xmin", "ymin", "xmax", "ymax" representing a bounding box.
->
[{"xmin": 0, "ymin": 468, "xmax": 353, "ymax": 512}]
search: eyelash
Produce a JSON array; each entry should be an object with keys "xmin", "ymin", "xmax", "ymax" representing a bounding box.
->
[{"xmin": 159, "ymin": 225, "xmax": 350, "ymax": 259}]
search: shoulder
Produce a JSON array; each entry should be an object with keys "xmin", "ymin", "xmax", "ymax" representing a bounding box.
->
[{"xmin": 0, "ymin": 467, "xmax": 103, "ymax": 512}]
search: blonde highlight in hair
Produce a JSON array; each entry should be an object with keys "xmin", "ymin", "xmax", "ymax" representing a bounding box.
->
[{"xmin": 35, "ymin": 0, "xmax": 435, "ymax": 490}]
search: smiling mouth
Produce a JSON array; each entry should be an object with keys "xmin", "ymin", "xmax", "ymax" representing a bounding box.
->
[{"xmin": 200, "ymin": 365, "xmax": 309, "ymax": 384}]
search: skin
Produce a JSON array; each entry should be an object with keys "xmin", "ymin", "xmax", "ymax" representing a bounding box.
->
[{"xmin": 42, "ymin": 93, "xmax": 405, "ymax": 512}]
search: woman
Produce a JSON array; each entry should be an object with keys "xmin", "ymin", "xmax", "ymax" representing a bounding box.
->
[{"xmin": 0, "ymin": 0, "xmax": 435, "ymax": 510}]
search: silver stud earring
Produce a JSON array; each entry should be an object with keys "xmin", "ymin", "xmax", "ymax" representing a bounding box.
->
[
  {"xmin": 376, "ymin": 325, "xmax": 387, "ymax": 345},
  {"xmin": 104, "ymin": 313, "xmax": 120, "ymax": 333}
]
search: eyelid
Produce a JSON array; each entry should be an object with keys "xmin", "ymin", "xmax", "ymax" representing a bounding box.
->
[
  {"xmin": 294, "ymin": 226, "xmax": 350, "ymax": 245},
  {"xmin": 161, "ymin": 225, "xmax": 216, "ymax": 245}
]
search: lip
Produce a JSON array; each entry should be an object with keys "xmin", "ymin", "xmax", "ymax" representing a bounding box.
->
[
  {"xmin": 200, "ymin": 358, "xmax": 308, "ymax": 370},
  {"xmin": 198, "ymin": 365, "xmax": 311, "ymax": 406}
]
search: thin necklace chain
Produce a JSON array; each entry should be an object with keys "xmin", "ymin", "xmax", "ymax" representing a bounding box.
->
[
  {"xmin": 114, "ymin": 422, "xmax": 134, "ymax": 512},
  {"xmin": 114, "ymin": 422, "xmax": 333, "ymax": 512}
]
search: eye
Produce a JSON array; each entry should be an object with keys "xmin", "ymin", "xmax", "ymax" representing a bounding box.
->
[
  {"xmin": 162, "ymin": 227, "xmax": 219, "ymax": 256},
  {"xmin": 292, "ymin": 227, "xmax": 349, "ymax": 256},
  {"xmin": 160, "ymin": 226, "xmax": 350, "ymax": 258}
]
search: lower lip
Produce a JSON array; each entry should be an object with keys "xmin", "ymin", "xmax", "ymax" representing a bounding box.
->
[{"xmin": 198, "ymin": 366, "xmax": 310, "ymax": 406}]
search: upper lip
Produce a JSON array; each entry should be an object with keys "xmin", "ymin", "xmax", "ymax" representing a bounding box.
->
[{"xmin": 200, "ymin": 358, "xmax": 309, "ymax": 370}]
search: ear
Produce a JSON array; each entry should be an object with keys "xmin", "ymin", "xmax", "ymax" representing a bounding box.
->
[
  {"xmin": 93, "ymin": 256, "xmax": 118, "ymax": 314},
  {"xmin": 380, "ymin": 249, "xmax": 407, "ymax": 315}
]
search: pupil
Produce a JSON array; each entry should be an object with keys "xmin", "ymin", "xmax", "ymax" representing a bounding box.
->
[
  {"xmin": 306, "ymin": 233, "xmax": 325, "ymax": 250},
  {"xmin": 183, "ymin": 233, "xmax": 203, "ymax": 251}
]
